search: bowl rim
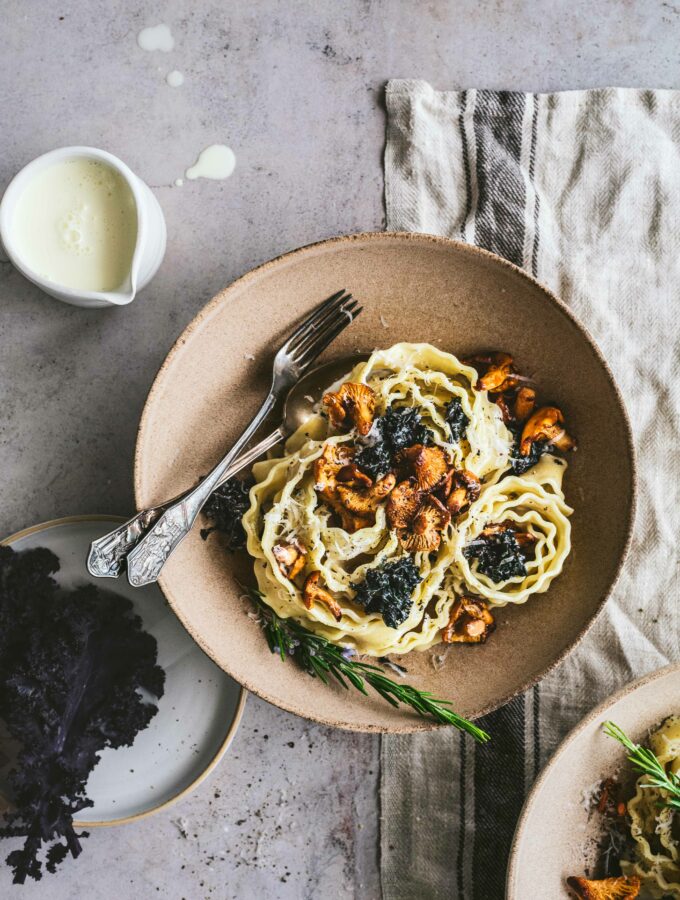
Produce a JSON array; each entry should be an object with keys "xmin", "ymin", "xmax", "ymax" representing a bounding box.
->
[
  {"xmin": 134, "ymin": 229, "xmax": 637, "ymax": 732},
  {"xmin": 505, "ymin": 661, "xmax": 680, "ymax": 896}
]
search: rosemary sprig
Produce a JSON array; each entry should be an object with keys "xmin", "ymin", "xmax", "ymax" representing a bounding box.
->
[
  {"xmin": 247, "ymin": 588, "xmax": 490, "ymax": 742},
  {"xmin": 603, "ymin": 720, "xmax": 680, "ymax": 810}
]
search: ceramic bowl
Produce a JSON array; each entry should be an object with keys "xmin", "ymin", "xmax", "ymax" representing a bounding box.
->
[
  {"xmin": 507, "ymin": 663, "xmax": 680, "ymax": 896},
  {"xmin": 135, "ymin": 231, "xmax": 635, "ymax": 732}
]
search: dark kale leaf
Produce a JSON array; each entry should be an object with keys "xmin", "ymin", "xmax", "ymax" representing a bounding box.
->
[
  {"xmin": 445, "ymin": 397, "xmax": 469, "ymax": 443},
  {"xmin": 378, "ymin": 406, "xmax": 433, "ymax": 452},
  {"xmin": 0, "ymin": 546, "xmax": 164, "ymax": 884},
  {"xmin": 507, "ymin": 414, "xmax": 547, "ymax": 474},
  {"xmin": 355, "ymin": 406, "xmax": 433, "ymax": 479},
  {"xmin": 352, "ymin": 557, "xmax": 422, "ymax": 629},
  {"xmin": 464, "ymin": 530, "xmax": 527, "ymax": 582},
  {"xmin": 510, "ymin": 436, "xmax": 546, "ymax": 475},
  {"xmin": 201, "ymin": 476, "xmax": 254, "ymax": 549},
  {"xmin": 354, "ymin": 442, "xmax": 392, "ymax": 481}
]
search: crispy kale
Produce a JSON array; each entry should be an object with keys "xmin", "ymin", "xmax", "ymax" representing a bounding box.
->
[
  {"xmin": 0, "ymin": 546, "xmax": 164, "ymax": 884},
  {"xmin": 355, "ymin": 406, "xmax": 433, "ymax": 480},
  {"xmin": 378, "ymin": 406, "xmax": 433, "ymax": 450},
  {"xmin": 352, "ymin": 557, "xmax": 422, "ymax": 629},
  {"xmin": 445, "ymin": 397, "xmax": 469, "ymax": 443},
  {"xmin": 201, "ymin": 476, "xmax": 254, "ymax": 549},
  {"xmin": 506, "ymin": 409, "xmax": 547, "ymax": 474},
  {"xmin": 510, "ymin": 434, "xmax": 546, "ymax": 474},
  {"xmin": 353, "ymin": 442, "xmax": 392, "ymax": 482},
  {"xmin": 464, "ymin": 529, "xmax": 527, "ymax": 582}
]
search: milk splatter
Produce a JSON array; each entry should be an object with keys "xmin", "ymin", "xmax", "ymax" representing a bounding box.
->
[
  {"xmin": 185, "ymin": 145, "xmax": 236, "ymax": 181},
  {"xmin": 137, "ymin": 24, "xmax": 174, "ymax": 52}
]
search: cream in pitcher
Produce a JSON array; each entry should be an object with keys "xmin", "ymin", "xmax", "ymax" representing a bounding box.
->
[
  {"xmin": 11, "ymin": 158, "xmax": 138, "ymax": 293},
  {"xmin": 0, "ymin": 146, "xmax": 166, "ymax": 308}
]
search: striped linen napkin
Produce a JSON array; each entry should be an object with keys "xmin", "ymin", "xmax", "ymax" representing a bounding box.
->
[{"xmin": 381, "ymin": 81, "xmax": 680, "ymax": 900}]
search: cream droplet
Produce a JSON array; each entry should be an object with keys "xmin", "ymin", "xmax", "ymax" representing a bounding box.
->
[
  {"xmin": 166, "ymin": 69, "xmax": 184, "ymax": 87},
  {"xmin": 185, "ymin": 145, "xmax": 236, "ymax": 181},
  {"xmin": 137, "ymin": 24, "xmax": 174, "ymax": 52},
  {"xmin": 174, "ymin": 178, "xmax": 184, "ymax": 187}
]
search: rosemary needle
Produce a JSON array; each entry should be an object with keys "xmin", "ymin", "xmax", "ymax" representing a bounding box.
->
[
  {"xmin": 603, "ymin": 720, "xmax": 680, "ymax": 810},
  {"xmin": 247, "ymin": 588, "xmax": 490, "ymax": 742}
]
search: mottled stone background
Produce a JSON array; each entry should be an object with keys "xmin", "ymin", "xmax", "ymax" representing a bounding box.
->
[{"xmin": 1, "ymin": 1, "xmax": 678, "ymax": 897}]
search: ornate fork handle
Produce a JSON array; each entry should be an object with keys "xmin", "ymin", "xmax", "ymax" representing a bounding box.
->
[
  {"xmin": 87, "ymin": 508, "xmax": 161, "ymax": 578},
  {"xmin": 88, "ymin": 424, "xmax": 286, "ymax": 581},
  {"xmin": 125, "ymin": 504, "xmax": 191, "ymax": 586},
  {"xmin": 125, "ymin": 393, "xmax": 283, "ymax": 586}
]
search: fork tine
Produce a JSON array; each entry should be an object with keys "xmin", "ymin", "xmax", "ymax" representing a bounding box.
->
[
  {"xmin": 293, "ymin": 300, "xmax": 358, "ymax": 360},
  {"xmin": 295, "ymin": 306, "xmax": 363, "ymax": 369},
  {"xmin": 282, "ymin": 290, "xmax": 350, "ymax": 352},
  {"xmin": 284, "ymin": 292, "xmax": 352, "ymax": 357},
  {"xmin": 296, "ymin": 309, "xmax": 362, "ymax": 370},
  {"xmin": 292, "ymin": 298, "xmax": 359, "ymax": 359}
]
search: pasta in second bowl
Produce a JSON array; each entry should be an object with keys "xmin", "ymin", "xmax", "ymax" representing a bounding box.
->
[{"xmin": 508, "ymin": 664, "xmax": 680, "ymax": 900}]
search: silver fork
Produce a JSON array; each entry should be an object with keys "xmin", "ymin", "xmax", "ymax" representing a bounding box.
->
[{"xmin": 92, "ymin": 290, "xmax": 360, "ymax": 587}]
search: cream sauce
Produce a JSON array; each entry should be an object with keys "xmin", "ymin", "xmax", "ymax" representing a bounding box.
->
[{"xmin": 11, "ymin": 158, "xmax": 138, "ymax": 292}]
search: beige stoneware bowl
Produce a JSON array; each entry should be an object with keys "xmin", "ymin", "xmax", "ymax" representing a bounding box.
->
[
  {"xmin": 507, "ymin": 663, "xmax": 680, "ymax": 896},
  {"xmin": 135, "ymin": 231, "xmax": 635, "ymax": 733}
]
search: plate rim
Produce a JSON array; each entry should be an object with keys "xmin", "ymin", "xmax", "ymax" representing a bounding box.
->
[
  {"xmin": 1, "ymin": 514, "xmax": 247, "ymax": 828},
  {"xmin": 134, "ymin": 230, "xmax": 637, "ymax": 732},
  {"xmin": 505, "ymin": 660, "xmax": 680, "ymax": 896}
]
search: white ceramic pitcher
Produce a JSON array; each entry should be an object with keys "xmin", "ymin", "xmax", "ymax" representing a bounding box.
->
[{"xmin": 0, "ymin": 146, "xmax": 166, "ymax": 309}]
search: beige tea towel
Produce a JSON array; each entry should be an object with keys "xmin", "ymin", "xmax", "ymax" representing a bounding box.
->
[{"xmin": 381, "ymin": 81, "xmax": 680, "ymax": 900}]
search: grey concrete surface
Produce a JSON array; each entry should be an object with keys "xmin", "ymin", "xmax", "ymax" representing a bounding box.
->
[{"xmin": 1, "ymin": 0, "xmax": 680, "ymax": 897}]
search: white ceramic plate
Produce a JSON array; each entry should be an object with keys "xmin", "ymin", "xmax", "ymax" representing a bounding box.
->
[
  {"xmin": 507, "ymin": 662, "xmax": 680, "ymax": 897},
  {"xmin": 0, "ymin": 516, "xmax": 246, "ymax": 826}
]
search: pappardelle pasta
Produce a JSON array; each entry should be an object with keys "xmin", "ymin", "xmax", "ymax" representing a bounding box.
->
[{"xmin": 240, "ymin": 343, "xmax": 575, "ymax": 657}]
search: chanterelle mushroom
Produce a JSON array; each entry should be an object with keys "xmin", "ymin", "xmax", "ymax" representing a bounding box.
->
[
  {"xmin": 397, "ymin": 444, "xmax": 449, "ymax": 491},
  {"xmin": 336, "ymin": 472, "xmax": 396, "ymax": 516},
  {"xmin": 302, "ymin": 572, "xmax": 342, "ymax": 621},
  {"xmin": 477, "ymin": 521, "xmax": 538, "ymax": 559},
  {"xmin": 565, "ymin": 875, "xmax": 641, "ymax": 900},
  {"xmin": 337, "ymin": 463, "xmax": 372, "ymax": 488},
  {"xmin": 387, "ymin": 446, "xmax": 455, "ymax": 551},
  {"xmin": 466, "ymin": 352, "xmax": 519, "ymax": 393},
  {"xmin": 479, "ymin": 521, "xmax": 532, "ymax": 540},
  {"xmin": 314, "ymin": 443, "xmax": 368, "ymax": 532},
  {"xmin": 445, "ymin": 469, "xmax": 481, "ymax": 516},
  {"xmin": 442, "ymin": 595, "xmax": 495, "ymax": 644},
  {"xmin": 314, "ymin": 443, "xmax": 393, "ymax": 533},
  {"xmin": 519, "ymin": 405, "xmax": 576, "ymax": 456},
  {"xmin": 514, "ymin": 385, "xmax": 536, "ymax": 421},
  {"xmin": 273, "ymin": 540, "xmax": 306, "ymax": 580},
  {"xmin": 386, "ymin": 478, "xmax": 423, "ymax": 530},
  {"xmin": 513, "ymin": 529, "xmax": 538, "ymax": 555},
  {"xmin": 314, "ymin": 443, "xmax": 356, "ymax": 498},
  {"xmin": 399, "ymin": 495, "xmax": 450, "ymax": 553},
  {"xmin": 322, "ymin": 382, "xmax": 376, "ymax": 436}
]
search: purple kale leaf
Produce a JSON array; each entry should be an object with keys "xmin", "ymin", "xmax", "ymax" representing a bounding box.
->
[
  {"xmin": 0, "ymin": 545, "xmax": 165, "ymax": 883},
  {"xmin": 201, "ymin": 476, "xmax": 254, "ymax": 550}
]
